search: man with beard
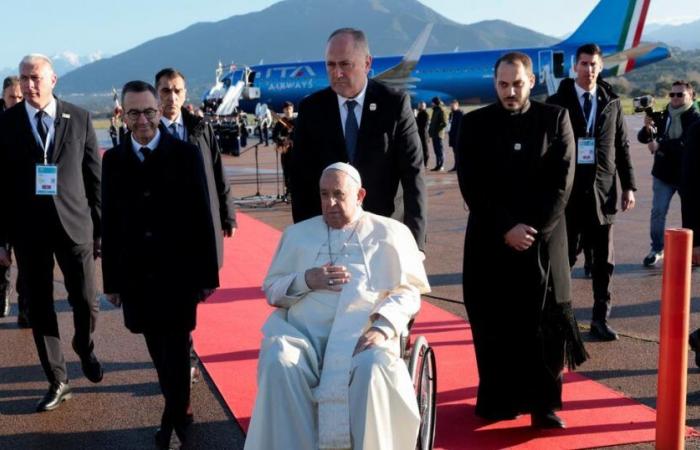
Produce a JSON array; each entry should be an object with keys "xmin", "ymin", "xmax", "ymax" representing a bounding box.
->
[{"xmin": 456, "ymin": 51, "xmax": 587, "ymax": 428}]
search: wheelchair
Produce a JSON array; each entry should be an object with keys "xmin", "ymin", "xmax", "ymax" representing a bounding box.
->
[{"xmin": 401, "ymin": 319, "xmax": 437, "ymax": 450}]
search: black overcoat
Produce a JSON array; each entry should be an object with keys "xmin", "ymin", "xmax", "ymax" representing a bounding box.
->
[{"xmin": 101, "ymin": 132, "xmax": 219, "ymax": 333}]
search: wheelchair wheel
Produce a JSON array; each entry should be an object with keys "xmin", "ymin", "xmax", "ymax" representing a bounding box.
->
[{"xmin": 408, "ymin": 337, "xmax": 437, "ymax": 450}]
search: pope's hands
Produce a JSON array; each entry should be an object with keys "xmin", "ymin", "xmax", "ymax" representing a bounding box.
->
[
  {"xmin": 504, "ymin": 224, "xmax": 537, "ymax": 251},
  {"xmin": 304, "ymin": 264, "xmax": 351, "ymax": 292},
  {"xmin": 353, "ymin": 328, "xmax": 388, "ymax": 356}
]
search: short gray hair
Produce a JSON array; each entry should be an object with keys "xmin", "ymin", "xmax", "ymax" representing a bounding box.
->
[
  {"xmin": 19, "ymin": 54, "xmax": 54, "ymax": 72},
  {"xmin": 328, "ymin": 28, "xmax": 370, "ymax": 56}
]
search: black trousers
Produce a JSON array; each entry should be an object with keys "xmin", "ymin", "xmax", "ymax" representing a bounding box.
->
[
  {"xmin": 144, "ymin": 330, "xmax": 192, "ymax": 429},
  {"xmin": 13, "ymin": 213, "xmax": 98, "ymax": 384},
  {"xmin": 567, "ymin": 212, "xmax": 615, "ymax": 321},
  {"xmin": 418, "ymin": 131, "xmax": 429, "ymax": 167}
]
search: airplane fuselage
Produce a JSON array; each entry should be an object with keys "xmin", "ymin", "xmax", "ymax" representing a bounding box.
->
[{"xmin": 231, "ymin": 42, "xmax": 669, "ymax": 112}]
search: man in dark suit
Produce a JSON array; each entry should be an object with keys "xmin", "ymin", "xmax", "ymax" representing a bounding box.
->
[
  {"xmin": 415, "ymin": 101, "xmax": 429, "ymax": 168},
  {"xmin": 547, "ymin": 43, "xmax": 637, "ymax": 341},
  {"xmin": 291, "ymin": 28, "xmax": 427, "ymax": 249},
  {"xmin": 448, "ymin": 99, "xmax": 463, "ymax": 172},
  {"xmin": 155, "ymin": 67, "xmax": 237, "ymax": 384},
  {"xmin": 1, "ymin": 75, "xmax": 27, "ymax": 321},
  {"xmin": 102, "ymin": 81, "xmax": 219, "ymax": 449},
  {"xmin": 0, "ymin": 54, "xmax": 103, "ymax": 411}
]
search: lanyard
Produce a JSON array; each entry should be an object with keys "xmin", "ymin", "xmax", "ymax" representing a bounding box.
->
[
  {"xmin": 583, "ymin": 97, "xmax": 596, "ymax": 137},
  {"xmin": 37, "ymin": 115, "xmax": 53, "ymax": 165}
]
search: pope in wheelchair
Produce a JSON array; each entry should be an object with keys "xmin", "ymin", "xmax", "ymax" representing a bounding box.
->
[{"xmin": 244, "ymin": 163, "xmax": 431, "ymax": 450}]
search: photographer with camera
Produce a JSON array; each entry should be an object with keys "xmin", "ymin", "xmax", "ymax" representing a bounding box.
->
[{"xmin": 637, "ymin": 80, "xmax": 700, "ymax": 267}]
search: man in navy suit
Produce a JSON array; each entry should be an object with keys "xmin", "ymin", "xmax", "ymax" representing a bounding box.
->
[
  {"xmin": 291, "ymin": 28, "xmax": 427, "ymax": 250},
  {"xmin": 0, "ymin": 54, "xmax": 102, "ymax": 411}
]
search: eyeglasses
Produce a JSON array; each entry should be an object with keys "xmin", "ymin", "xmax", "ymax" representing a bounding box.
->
[
  {"xmin": 668, "ymin": 92, "xmax": 686, "ymax": 98},
  {"xmin": 125, "ymin": 108, "xmax": 158, "ymax": 120}
]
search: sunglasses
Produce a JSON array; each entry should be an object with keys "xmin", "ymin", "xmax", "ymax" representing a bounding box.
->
[{"xmin": 668, "ymin": 92, "xmax": 686, "ymax": 98}]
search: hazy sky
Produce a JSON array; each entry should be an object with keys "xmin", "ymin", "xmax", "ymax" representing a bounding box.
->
[{"xmin": 0, "ymin": 0, "xmax": 696, "ymax": 69}]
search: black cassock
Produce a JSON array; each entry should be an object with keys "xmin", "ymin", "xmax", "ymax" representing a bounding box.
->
[{"xmin": 456, "ymin": 101, "xmax": 586, "ymax": 419}]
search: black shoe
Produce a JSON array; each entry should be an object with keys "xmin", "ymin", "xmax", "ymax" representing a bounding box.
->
[
  {"xmin": 531, "ymin": 410, "xmax": 566, "ymax": 429},
  {"xmin": 36, "ymin": 381, "xmax": 72, "ymax": 412},
  {"xmin": 72, "ymin": 339, "xmax": 103, "ymax": 383},
  {"xmin": 583, "ymin": 264, "xmax": 592, "ymax": 278},
  {"xmin": 430, "ymin": 165, "xmax": 444, "ymax": 172},
  {"xmin": 590, "ymin": 320, "xmax": 619, "ymax": 341},
  {"xmin": 17, "ymin": 310, "xmax": 30, "ymax": 328}
]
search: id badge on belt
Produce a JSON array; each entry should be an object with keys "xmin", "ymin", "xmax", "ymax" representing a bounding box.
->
[
  {"xmin": 577, "ymin": 138, "xmax": 595, "ymax": 165},
  {"xmin": 36, "ymin": 165, "xmax": 58, "ymax": 195}
]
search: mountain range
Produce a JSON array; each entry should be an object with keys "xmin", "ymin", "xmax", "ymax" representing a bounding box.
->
[
  {"xmin": 56, "ymin": 0, "xmax": 557, "ymax": 96},
  {"xmin": 0, "ymin": 51, "xmax": 105, "ymax": 80},
  {"xmin": 643, "ymin": 19, "xmax": 700, "ymax": 51}
]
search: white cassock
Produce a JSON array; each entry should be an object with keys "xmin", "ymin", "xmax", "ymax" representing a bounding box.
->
[{"xmin": 244, "ymin": 210, "xmax": 430, "ymax": 450}]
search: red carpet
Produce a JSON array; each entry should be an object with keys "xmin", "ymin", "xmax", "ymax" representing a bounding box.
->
[{"xmin": 193, "ymin": 213, "xmax": 697, "ymax": 448}]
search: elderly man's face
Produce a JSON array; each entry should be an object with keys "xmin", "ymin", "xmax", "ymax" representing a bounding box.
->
[
  {"xmin": 19, "ymin": 60, "xmax": 57, "ymax": 109},
  {"xmin": 325, "ymin": 33, "xmax": 372, "ymax": 99},
  {"xmin": 320, "ymin": 170, "xmax": 366, "ymax": 229}
]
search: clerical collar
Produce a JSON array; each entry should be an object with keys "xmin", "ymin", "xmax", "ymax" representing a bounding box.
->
[{"xmin": 505, "ymin": 100, "xmax": 531, "ymax": 116}]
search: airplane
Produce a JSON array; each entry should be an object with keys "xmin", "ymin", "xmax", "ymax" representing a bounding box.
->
[{"xmin": 205, "ymin": 0, "xmax": 670, "ymax": 114}]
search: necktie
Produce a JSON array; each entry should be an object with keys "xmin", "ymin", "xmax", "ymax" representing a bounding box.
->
[
  {"xmin": 582, "ymin": 92, "xmax": 592, "ymax": 124},
  {"xmin": 169, "ymin": 123, "xmax": 179, "ymax": 140},
  {"xmin": 344, "ymin": 100, "xmax": 359, "ymax": 162},
  {"xmin": 36, "ymin": 110, "xmax": 48, "ymax": 147},
  {"xmin": 140, "ymin": 146, "xmax": 152, "ymax": 161}
]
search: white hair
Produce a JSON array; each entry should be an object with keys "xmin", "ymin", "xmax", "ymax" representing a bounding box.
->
[
  {"xmin": 19, "ymin": 54, "xmax": 54, "ymax": 72},
  {"xmin": 322, "ymin": 162, "xmax": 362, "ymax": 187}
]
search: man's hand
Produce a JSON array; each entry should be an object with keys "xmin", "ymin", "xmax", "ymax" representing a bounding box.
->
[
  {"xmin": 621, "ymin": 190, "xmax": 636, "ymax": 212},
  {"xmin": 692, "ymin": 247, "xmax": 700, "ymax": 266},
  {"xmin": 105, "ymin": 293, "xmax": 121, "ymax": 307},
  {"xmin": 504, "ymin": 224, "xmax": 537, "ymax": 251},
  {"xmin": 353, "ymin": 328, "xmax": 388, "ymax": 356},
  {"xmin": 93, "ymin": 238, "xmax": 102, "ymax": 259},
  {"xmin": 648, "ymin": 141, "xmax": 659, "ymax": 154},
  {"xmin": 0, "ymin": 247, "xmax": 10, "ymax": 267},
  {"xmin": 305, "ymin": 264, "xmax": 350, "ymax": 291},
  {"xmin": 643, "ymin": 115, "xmax": 655, "ymax": 131},
  {"xmin": 223, "ymin": 226, "xmax": 236, "ymax": 238}
]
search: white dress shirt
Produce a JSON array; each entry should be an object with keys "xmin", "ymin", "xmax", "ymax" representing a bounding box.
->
[
  {"xmin": 131, "ymin": 129, "xmax": 161, "ymax": 162},
  {"xmin": 161, "ymin": 115, "xmax": 186, "ymax": 141},
  {"xmin": 336, "ymin": 79, "xmax": 368, "ymax": 136},
  {"xmin": 574, "ymin": 82, "xmax": 598, "ymax": 133},
  {"xmin": 24, "ymin": 98, "xmax": 57, "ymax": 153}
]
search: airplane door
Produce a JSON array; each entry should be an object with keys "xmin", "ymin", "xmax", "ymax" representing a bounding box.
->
[{"xmin": 538, "ymin": 50, "xmax": 560, "ymax": 96}]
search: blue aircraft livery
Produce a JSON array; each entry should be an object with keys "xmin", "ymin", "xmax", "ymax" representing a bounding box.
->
[{"xmin": 210, "ymin": 0, "xmax": 669, "ymax": 113}]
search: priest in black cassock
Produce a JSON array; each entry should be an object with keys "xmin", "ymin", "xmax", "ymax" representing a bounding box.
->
[{"xmin": 456, "ymin": 52, "xmax": 588, "ymax": 429}]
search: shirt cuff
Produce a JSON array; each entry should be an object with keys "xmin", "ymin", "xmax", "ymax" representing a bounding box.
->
[{"xmin": 372, "ymin": 316, "xmax": 396, "ymax": 340}]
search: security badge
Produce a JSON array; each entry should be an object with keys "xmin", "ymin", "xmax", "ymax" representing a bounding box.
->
[
  {"xmin": 577, "ymin": 137, "xmax": 596, "ymax": 164},
  {"xmin": 36, "ymin": 165, "xmax": 58, "ymax": 195}
]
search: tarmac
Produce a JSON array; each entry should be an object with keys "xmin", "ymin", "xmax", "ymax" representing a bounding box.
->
[{"xmin": 1, "ymin": 114, "xmax": 699, "ymax": 449}]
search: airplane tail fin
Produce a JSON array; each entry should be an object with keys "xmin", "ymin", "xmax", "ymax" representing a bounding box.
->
[{"xmin": 560, "ymin": 0, "xmax": 651, "ymax": 51}]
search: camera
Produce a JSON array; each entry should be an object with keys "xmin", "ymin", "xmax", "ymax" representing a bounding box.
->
[{"xmin": 633, "ymin": 95, "xmax": 655, "ymax": 116}]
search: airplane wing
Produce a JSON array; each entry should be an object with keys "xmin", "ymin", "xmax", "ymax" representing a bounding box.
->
[
  {"xmin": 373, "ymin": 23, "xmax": 433, "ymax": 91},
  {"xmin": 603, "ymin": 42, "xmax": 661, "ymax": 66}
]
